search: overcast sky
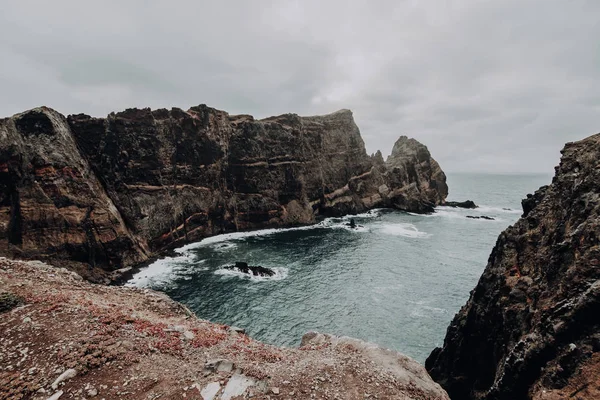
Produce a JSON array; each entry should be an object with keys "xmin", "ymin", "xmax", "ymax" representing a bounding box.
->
[{"xmin": 1, "ymin": 1, "xmax": 599, "ymax": 173}]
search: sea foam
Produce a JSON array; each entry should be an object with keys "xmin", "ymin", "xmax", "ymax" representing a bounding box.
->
[
  {"xmin": 214, "ymin": 266, "xmax": 289, "ymax": 282},
  {"xmin": 380, "ymin": 223, "xmax": 430, "ymax": 238}
]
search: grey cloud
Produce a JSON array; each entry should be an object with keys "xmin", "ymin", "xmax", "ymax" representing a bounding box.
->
[{"xmin": 1, "ymin": 0, "xmax": 599, "ymax": 174}]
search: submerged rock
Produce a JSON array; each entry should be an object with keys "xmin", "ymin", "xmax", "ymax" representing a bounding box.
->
[
  {"xmin": 224, "ymin": 262, "xmax": 275, "ymax": 277},
  {"xmin": 426, "ymin": 133, "xmax": 600, "ymax": 399},
  {"xmin": 465, "ymin": 215, "xmax": 494, "ymax": 220},
  {"xmin": 443, "ymin": 200, "xmax": 477, "ymax": 208}
]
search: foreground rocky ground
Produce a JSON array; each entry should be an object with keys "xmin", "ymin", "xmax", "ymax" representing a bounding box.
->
[{"xmin": 0, "ymin": 258, "xmax": 448, "ymax": 400}]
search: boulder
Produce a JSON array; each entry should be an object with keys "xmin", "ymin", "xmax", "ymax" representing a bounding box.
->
[
  {"xmin": 443, "ymin": 200, "xmax": 477, "ymax": 208},
  {"xmin": 224, "ymin": 262, "xmax": 275, "ymax": 277}
]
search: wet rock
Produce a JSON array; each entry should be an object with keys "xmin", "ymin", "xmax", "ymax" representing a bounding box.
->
[
  {"xmin": 444, "ymin": 200, "xmax": 477, "ymax": 208},
  {"xmin": 224, "ymin": 262, "xmax": 275, "ymax": 277}
]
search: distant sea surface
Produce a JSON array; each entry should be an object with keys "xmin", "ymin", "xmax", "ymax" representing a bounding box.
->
[{"xmin": 127, "ymin": 173, "xmax": 551, "ymax": 362}]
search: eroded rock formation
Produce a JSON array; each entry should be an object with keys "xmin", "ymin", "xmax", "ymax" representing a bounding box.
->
[
  {"xmin": 0, "ymin": 108, "xmax": 149, "ymax": 279},
  {"xmin": 426, "ymin": 133, "xmax": 600, "ymax": 399},
  {"xmin": 1, "ymin": 105, "xmax": 447, "ymax": 279}
]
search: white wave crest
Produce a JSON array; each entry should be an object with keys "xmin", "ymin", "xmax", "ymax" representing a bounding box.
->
[
  {"xmin": 214, "ymin": 266, "xmax": 288, "ymax": 282},
  {"xmin": 178, "ymin": 216, "xmax": 371, "ymax": 252},
  {"xmin": 476, "ymin": 205, "xmax": 521, "ymax": 214},
  {"xmin": 213, "ymin": 242, "xmax": 238, "ymax": 252},
  {"xmin": 126, "ymin": 254, "xmax": 204, "ymax": 287},
  {"xmin": 127, "ymin": 209, "xmax": 379, "ymax": 286},
  {"xmin": 380, "ymin": 223, "xmax": 430, "ymax": 238}
]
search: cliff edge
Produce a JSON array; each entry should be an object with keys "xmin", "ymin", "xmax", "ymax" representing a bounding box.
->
[
  {"xmin": 0, "ymin": 105, "xmax": 447, "ymax": 280},
  {"xmin": 0, "ymin": 258, "xmax": 449, "ymax": 400},
  {"xmin": 426, "ymin": 133, "xmax": 600, "ymax": 399}
]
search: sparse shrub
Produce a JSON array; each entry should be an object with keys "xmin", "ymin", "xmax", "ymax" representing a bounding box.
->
[{"xmin": 0, "ymin": 291, "xmax": 24, "ymax": 313}]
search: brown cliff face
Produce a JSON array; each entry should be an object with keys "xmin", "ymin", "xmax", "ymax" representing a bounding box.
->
[
  {"xmin": 426, "ymin": 134, "xmax": 600, "ymax": 399},
  {"xmin": 1, "ymin": 105, "xmax": 447, "ymax": 278},
  {"xmin": 0, "ymin": 108, "xmax": 148, "ymax": 278}
]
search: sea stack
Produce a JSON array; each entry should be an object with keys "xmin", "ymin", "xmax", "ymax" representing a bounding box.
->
[{"xmin": 426, "ymin": 133, "xmax": 600, "ymax": 399}]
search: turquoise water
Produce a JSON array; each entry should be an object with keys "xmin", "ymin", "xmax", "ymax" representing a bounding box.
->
[{"xmin": 127, "ymin": 173, "xmax": 551, "ymax": 362}]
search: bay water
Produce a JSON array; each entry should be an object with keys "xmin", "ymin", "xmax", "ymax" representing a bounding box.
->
[{"xmin": 127, "ymin": 173, "xmax": 551, "ymax": 362}]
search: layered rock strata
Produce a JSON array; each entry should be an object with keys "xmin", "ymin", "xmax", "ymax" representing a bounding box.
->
[{"xmin": 1, "ymin": 105, "xmax": 447, "ymax": 278}]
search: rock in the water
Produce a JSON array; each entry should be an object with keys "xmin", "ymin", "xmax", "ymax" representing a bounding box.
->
[
  {"xmin": 443, "ymin": 200, "xmax": 477, "ymax": 208},
  {"xmin": 224, "ymin": 262, "xmax": 275, "ymax": 277},
  {"xmin": 465, "ymin": 215, "xmax": 494, "ymax": 220},
  {"xmin": 1, "ymin": 106, "xmax": 448, "ymax": 277},
  {"xmin": 0, "ymin": 292, "xmax": 23, "ymax": 313},
  {"xmin": 426, "ymin": 133, "xmax": 600, "ymax": 399},
  {"xmin": 220, "ymin": 374, "xmax": 256, "ymax": 400},
  {"xmin": 46, "ymin": 390, "xmax": 63, "ymax": 400}
]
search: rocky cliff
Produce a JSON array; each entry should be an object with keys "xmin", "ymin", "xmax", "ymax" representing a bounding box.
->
[
  {"xmin": 1, "ymin": 105, "xmax": 447, "ymax": 279},
  {"xmin": 426, "ymin": 134, "xmax": 600, "ymax": 399}
]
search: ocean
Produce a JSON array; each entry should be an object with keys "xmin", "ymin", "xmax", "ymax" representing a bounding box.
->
[{"xmin": 126, "ymin": 173, "xmax": 551, "ymax": 363}]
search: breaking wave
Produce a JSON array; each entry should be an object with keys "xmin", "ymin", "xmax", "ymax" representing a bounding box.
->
[
  {"xmin": 379, "ymin": 223, "xmax": 430, "ymax": 238},
  {"xmin": 214, "ymin": 266, "xmax": 289, "ymax": 282}
]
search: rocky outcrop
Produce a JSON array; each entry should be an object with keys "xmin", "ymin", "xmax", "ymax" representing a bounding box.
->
[
  {"xmin": 1, "ymin": 105, "xmax": 447, "ymax": 278},
  {"xmin": 426, "ymin": 133, "xmax": 600, "ymax": 399},
  {"xmin": 444, "ymin": 200, "xmax": 477, "ymax": 209},
  {"xmin": 0, "ymin": 108, "xmax": 149, "ymax": 279},
  {"xmin": 384, "ymin": 136, "xmax": 448, "ymax": 210},
  {"xmin": 224, "ymin": 262, "xmax": 275, "ymax": 277},
  {"xmin": 1, "ymin": 257, "xmax": 449, "ymax": 399}
]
